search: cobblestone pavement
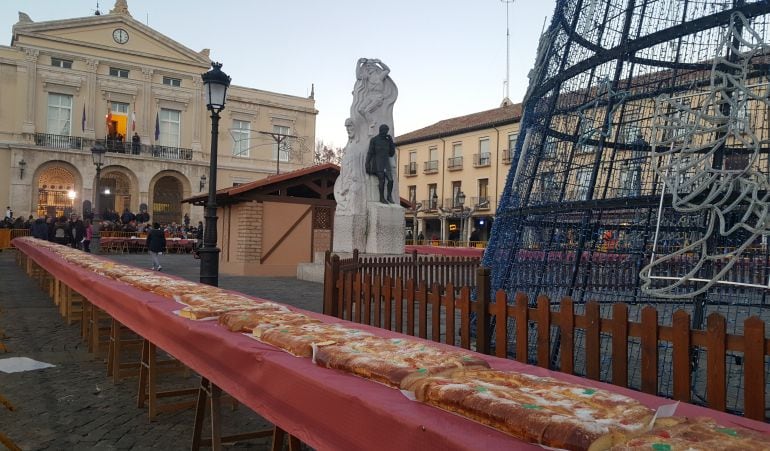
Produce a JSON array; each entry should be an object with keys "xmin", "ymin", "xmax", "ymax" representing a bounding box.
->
[{"xmin": 0, "ymin": 250, "xmax": 322, "ymax": 450}]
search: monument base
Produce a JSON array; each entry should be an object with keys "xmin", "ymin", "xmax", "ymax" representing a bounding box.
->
[
  {"xmin": 332, "ymin": 213, "xmax": 367, "ymax": 253},
  {"xmin": 365, "ymin": 202, "xmax": 405, "ymax": 254}
]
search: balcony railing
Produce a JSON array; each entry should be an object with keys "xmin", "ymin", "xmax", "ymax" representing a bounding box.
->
[
  {"xmin": 35, "ymin": 133, "xmax": 85, "ymax": 150},
  {"xmin": 423, "ymin": 160, "xmax": 439, "ymax": 174},
  {"xmin": 403, "ymin": 162, "xmax": 417, "ymax": 176},
  {"xmin": 473, "ymin": 152, "xmax": 491, "ymax": 167},
  {"xmin": 422, "ymin": 199, "xmax": 439, "ymax": 211},
  {"xmin": 502, "ymin": 149, "xmax": 513, "ymax": 164},
  {"xmin": 472, "ymin": 196, "xmax": 491, "ymax": 209},
  {"xmin": 33, "ymin": 133, "xmax": 193, "ymax": 161},
  {"xmin": 447, "ymin": 156, "xmax": 463, "ymax": 170},
  {"xmin": 445, "ymin": 197, "xmax": 465, "ymax": 209}
]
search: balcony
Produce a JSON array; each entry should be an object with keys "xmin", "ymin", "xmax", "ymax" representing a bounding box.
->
[
  {"xmin": 502, "ymin": 149, "xmax": 513, "ymax": 164},
  {"xmin": 33, "ymin": 133, "xmax": 193, "ymax": 161},
  {"xmin": 423, "ymin": 160, "xmax": 439, "ymax": 174},
  {"xmin": 473, "ymin": 152, "xmax": 491, "ymax": 167},
  {"xmin": 422, "ymin": 198, "xmax": 439, "ymax": 212},
  {"xmin": 447, "ymin": 156, "xmax": 463, "ymax": 171},
  {"xmin": 444, "ymin": 197, "xmax": 465, "ymax": 209},
  {"xmin": 403, "ymin": 162, "xmax": 417, "ymax": 177},
  {"xmin": 472, "ymin": 196, "xmax": 491, "ymax": 210}
]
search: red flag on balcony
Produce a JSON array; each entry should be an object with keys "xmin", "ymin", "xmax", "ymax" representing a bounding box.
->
[
  {"xmin": 106, "ymin": 107, "xmax": 112, "ymax": 126},
  {"xmin": 154, "ymin": 111, "xmax": 160, "ymax": 141}
]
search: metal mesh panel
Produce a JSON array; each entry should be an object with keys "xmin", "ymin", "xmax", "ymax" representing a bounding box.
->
[{"xmin": 485, "ymin": 0, "xmax": 770, "ymax": 415}]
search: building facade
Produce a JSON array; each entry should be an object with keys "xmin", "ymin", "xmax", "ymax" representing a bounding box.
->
[
  {"xmin": 395, "ymin": 103, "xmax": 521, "ymax": 243},
  {"xmin": 0, "ymin": 1, "xmax": 316, "ymax": 224}
]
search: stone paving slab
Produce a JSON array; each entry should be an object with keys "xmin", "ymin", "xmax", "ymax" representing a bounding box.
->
[{"xmin": 0, "ymin": 250, "xmax": 321, "ymax": 450}]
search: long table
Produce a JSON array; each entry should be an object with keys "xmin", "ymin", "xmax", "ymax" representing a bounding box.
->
[{"xmin": 13, "ymin": 239, "xmax": 770, "ymax": 450}]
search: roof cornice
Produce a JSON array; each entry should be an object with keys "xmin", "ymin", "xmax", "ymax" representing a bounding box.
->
[{"xmin": 12, "ymin": 14, "xmax": 210, "ymax": 67}]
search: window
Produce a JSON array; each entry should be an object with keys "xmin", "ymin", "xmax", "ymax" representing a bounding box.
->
[
  {"xmin": 539, "ymin": 172, "xmax": 556, "ymax": 202},
  {"xmin": 111, "ymin": 102, "xmax": 129, "ymax": 114},
  {"xmin": 162, "ymin": 76, "xmax": 181, "ymax": 87},
  {"xmin": 478, "ymin": 178, "xmax": 489, "ymax": 206},
  {"xmin": 47, "ymin": 93, "xmax": 72, "ymax": 135},
  {"xmin": 51, "ymin": 57, "xmax": 72, "ymax": 69},
  {"xmin": 543, "ymin": 137, "xmax": 558, "ymax": 158},
  {"xmin": 507, "ymin": 133, "xmax": 518, "ymax": 152},
  {"xmin": 232, "ymin": 120, "xmax": 250, "ymax": 157},
  {"xmin": 476, "ymin": 138, "xmax": 491, "ymax": 166},
  {"xmin": 272, "ymin": 125, "xmax": 290, "ymax": 162},
  {"xmin": 405, "ymin": 150, "xmax": 417, "ymax": 175},
  {"xmin": 452, "ymin": 142, "xmax": 462, "ymax": 158},
  {"xmin": 449, "ymin": 142, "xmax": 463, "ymax": 169},
  {"xmin": 109, "ymin": 67, "xmax": 129, "ymax": 78},
  {"xmin": 575, "ymin": 168, "xmax": 592, "ymax": 200},
  {"xmin": 428, "ymin": 184, "xmax": 438, "ymax": 208},
  {"xmin": 429, "ymin": 147, "xmax": 437, "ymax": 161},
  {"xmin": 408, "ymin": 186, "xmax": 417, "ymax": 206},
  {"xmin": 159, "ymin": 108, "xmax": 181, "ymax": 147},
  {"xmin": 452, "ymin": 181, "xmax": 462, "ymax": 207}
]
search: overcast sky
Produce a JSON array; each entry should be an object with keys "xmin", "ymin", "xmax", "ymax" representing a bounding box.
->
[{"xmin": 0, "ymin": 0, "xmax": 557, "ymax": 148}]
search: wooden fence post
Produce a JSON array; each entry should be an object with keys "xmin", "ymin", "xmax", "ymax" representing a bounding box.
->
[
  {"xmin": 475, "ymin": 267, "xmax": 490, "ymax": 355},
  {"xmin": 743, "ymin": 316, "xmax": 766, "ymax": 421},
  {"xmin": 323, "ymin": 254, "xmax": 340, "ymax": 317}
]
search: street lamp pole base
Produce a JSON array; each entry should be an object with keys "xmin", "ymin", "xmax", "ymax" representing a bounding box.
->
[{"xmin": 198, "ymin": 246, "xmax": 220, "ymax": 287}]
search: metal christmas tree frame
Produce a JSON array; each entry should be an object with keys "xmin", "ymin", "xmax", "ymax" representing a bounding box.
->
[{"xmin": 485, "ymin": 0, "xmax": 770, "ymax": 414}]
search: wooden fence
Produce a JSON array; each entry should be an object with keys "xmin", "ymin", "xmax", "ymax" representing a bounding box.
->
[
  {"xmin": 323, "ymin": 250, "xmax": 480, "ymax": 314},
  {"xmin": 324, "ymin": 265, "xmax": 770, "ymax": 421}
]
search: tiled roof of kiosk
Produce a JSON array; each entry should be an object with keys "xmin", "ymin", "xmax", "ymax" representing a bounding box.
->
[
  {"xmin": 182, "ymin": 163, "xmax": 339, "ymax": 204},
  {"xmin": 229, "ymin": 163, "xmax": 339, "ymax": 195},
  {"xmin": 395, "ymin": 102, "xmax": 522, "ymax": 146}
]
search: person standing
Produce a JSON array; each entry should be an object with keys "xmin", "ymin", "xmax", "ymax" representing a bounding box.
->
[
  {"xmin": 31, "ymin": 215, "xmax": 48, "ymax": 240},
  {"xmin": 83, "ymin": 219, "xmax": 93, "ymax": 253},
  {"xmin": 67, "ymin": 214, "xmax": 85, "ymax": 249},
  {"xmin": 146, "ymin": 222, "xmax": 166, "ymax": 271},
  {"xmin": 132, "ymin": 132, "xmax": 141, "ymax": 155},
  {"xmin": 5, "ymin": 206, "xmax": 12, "ymax": 220}
]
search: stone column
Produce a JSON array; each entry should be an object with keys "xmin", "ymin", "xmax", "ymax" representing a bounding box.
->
[
  {"xmin": 84, "ymin": 59, "xmax": 99, "ymax": 139},
  {"xmin": 22, "ymin": 48, "xmax": 39, "ymax": 134},
  {"xmin": 440, "ymin": 216, "xmax": 448, "ymax": 242},
  {"xmin": 141, "ymin": 68, "xmax": 153, "ymax": 143},
  {"xmin": 191, "ymin": 77, "xmax": 202, "ymax": 152}
]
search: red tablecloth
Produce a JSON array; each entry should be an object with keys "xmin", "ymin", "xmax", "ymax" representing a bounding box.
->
[{"xmin": 13, "ymin": 239, "xmax": 770, "ymax": 450}]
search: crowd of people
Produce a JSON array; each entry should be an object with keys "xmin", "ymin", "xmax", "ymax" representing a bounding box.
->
[{"xmin": 2, "ymin": 207, "xmax": 204, "ymax": 254}]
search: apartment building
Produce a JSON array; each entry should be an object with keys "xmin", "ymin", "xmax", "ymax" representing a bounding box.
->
[
  {"xmin": 395, "ymin": 103, "xmax": 522, "ymax": 243},
  {"xmin": 0, "ymin": 1, "xmax": 317, "ymax": 224}
]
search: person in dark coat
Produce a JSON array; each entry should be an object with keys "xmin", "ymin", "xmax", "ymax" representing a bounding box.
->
[
  {"xmin": 365, "ymin": 123, "xmax": 396, "ymax": 204},
  {"xmin": 31, "ymin": 216, "xmax": 48, "ymax": 240},
  {"xmin": 146, "ymin": 222, "xmax": 166, "ymax": 271},
  {"xmin": 67, "ymin": 215, "xmax": 86, "ymax": 249},
  {"xmin": 52, "ymin": 217, "xmax": 68, "ymax": 245}
]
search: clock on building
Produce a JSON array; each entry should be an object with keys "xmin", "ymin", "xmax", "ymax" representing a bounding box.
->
[{"xmin": 112, "ymin": 28, "xmax": 129, "ymax": 44}]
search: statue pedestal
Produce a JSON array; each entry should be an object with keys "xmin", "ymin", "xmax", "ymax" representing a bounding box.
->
[
  {"xmin": 365, "ymin": 202, "xmax": 405, "ymax": 254},
  {"xmin": 332, "ymin": 213, "xmax": 367, "ymax": 253}
]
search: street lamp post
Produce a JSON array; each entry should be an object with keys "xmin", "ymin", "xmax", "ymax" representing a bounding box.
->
[
  {"xmin": 90, "ymin": 143, "xmax": 106, "ymax": 253},
  {"xmin": 411, "ymin": 202, "xmax": 423, "ymax": 244},
  {"xmin": 457, "ymin": 191, "xmax": 467, "ymax": 246},
  {"xmin": 199, "ymin": 62, "xmax": 231, "ymax": 287}
]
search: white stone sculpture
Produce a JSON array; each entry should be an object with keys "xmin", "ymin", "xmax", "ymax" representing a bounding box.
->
[{"xmin": 333, "ymin": 58, "xmax": 403, "ymax": 254}]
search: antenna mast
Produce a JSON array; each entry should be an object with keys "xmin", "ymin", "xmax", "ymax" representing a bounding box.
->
[{"xmin": 501, "ymin": 0, "xmax": 515, "ymax": 100}]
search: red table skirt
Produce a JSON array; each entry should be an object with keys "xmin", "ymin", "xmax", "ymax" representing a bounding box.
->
[{"xmin": 13, "ymin": 238, "xmax": 770, "ymax": 450}]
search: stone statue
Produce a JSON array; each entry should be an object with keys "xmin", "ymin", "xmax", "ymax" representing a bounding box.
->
[
  {"xmin": 366, "ymin": 124, "xmax": 396, "ymax": 204},
  {"xmin": 333, "ymin": 58, "xmax": 401, "ymax": 254}
]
